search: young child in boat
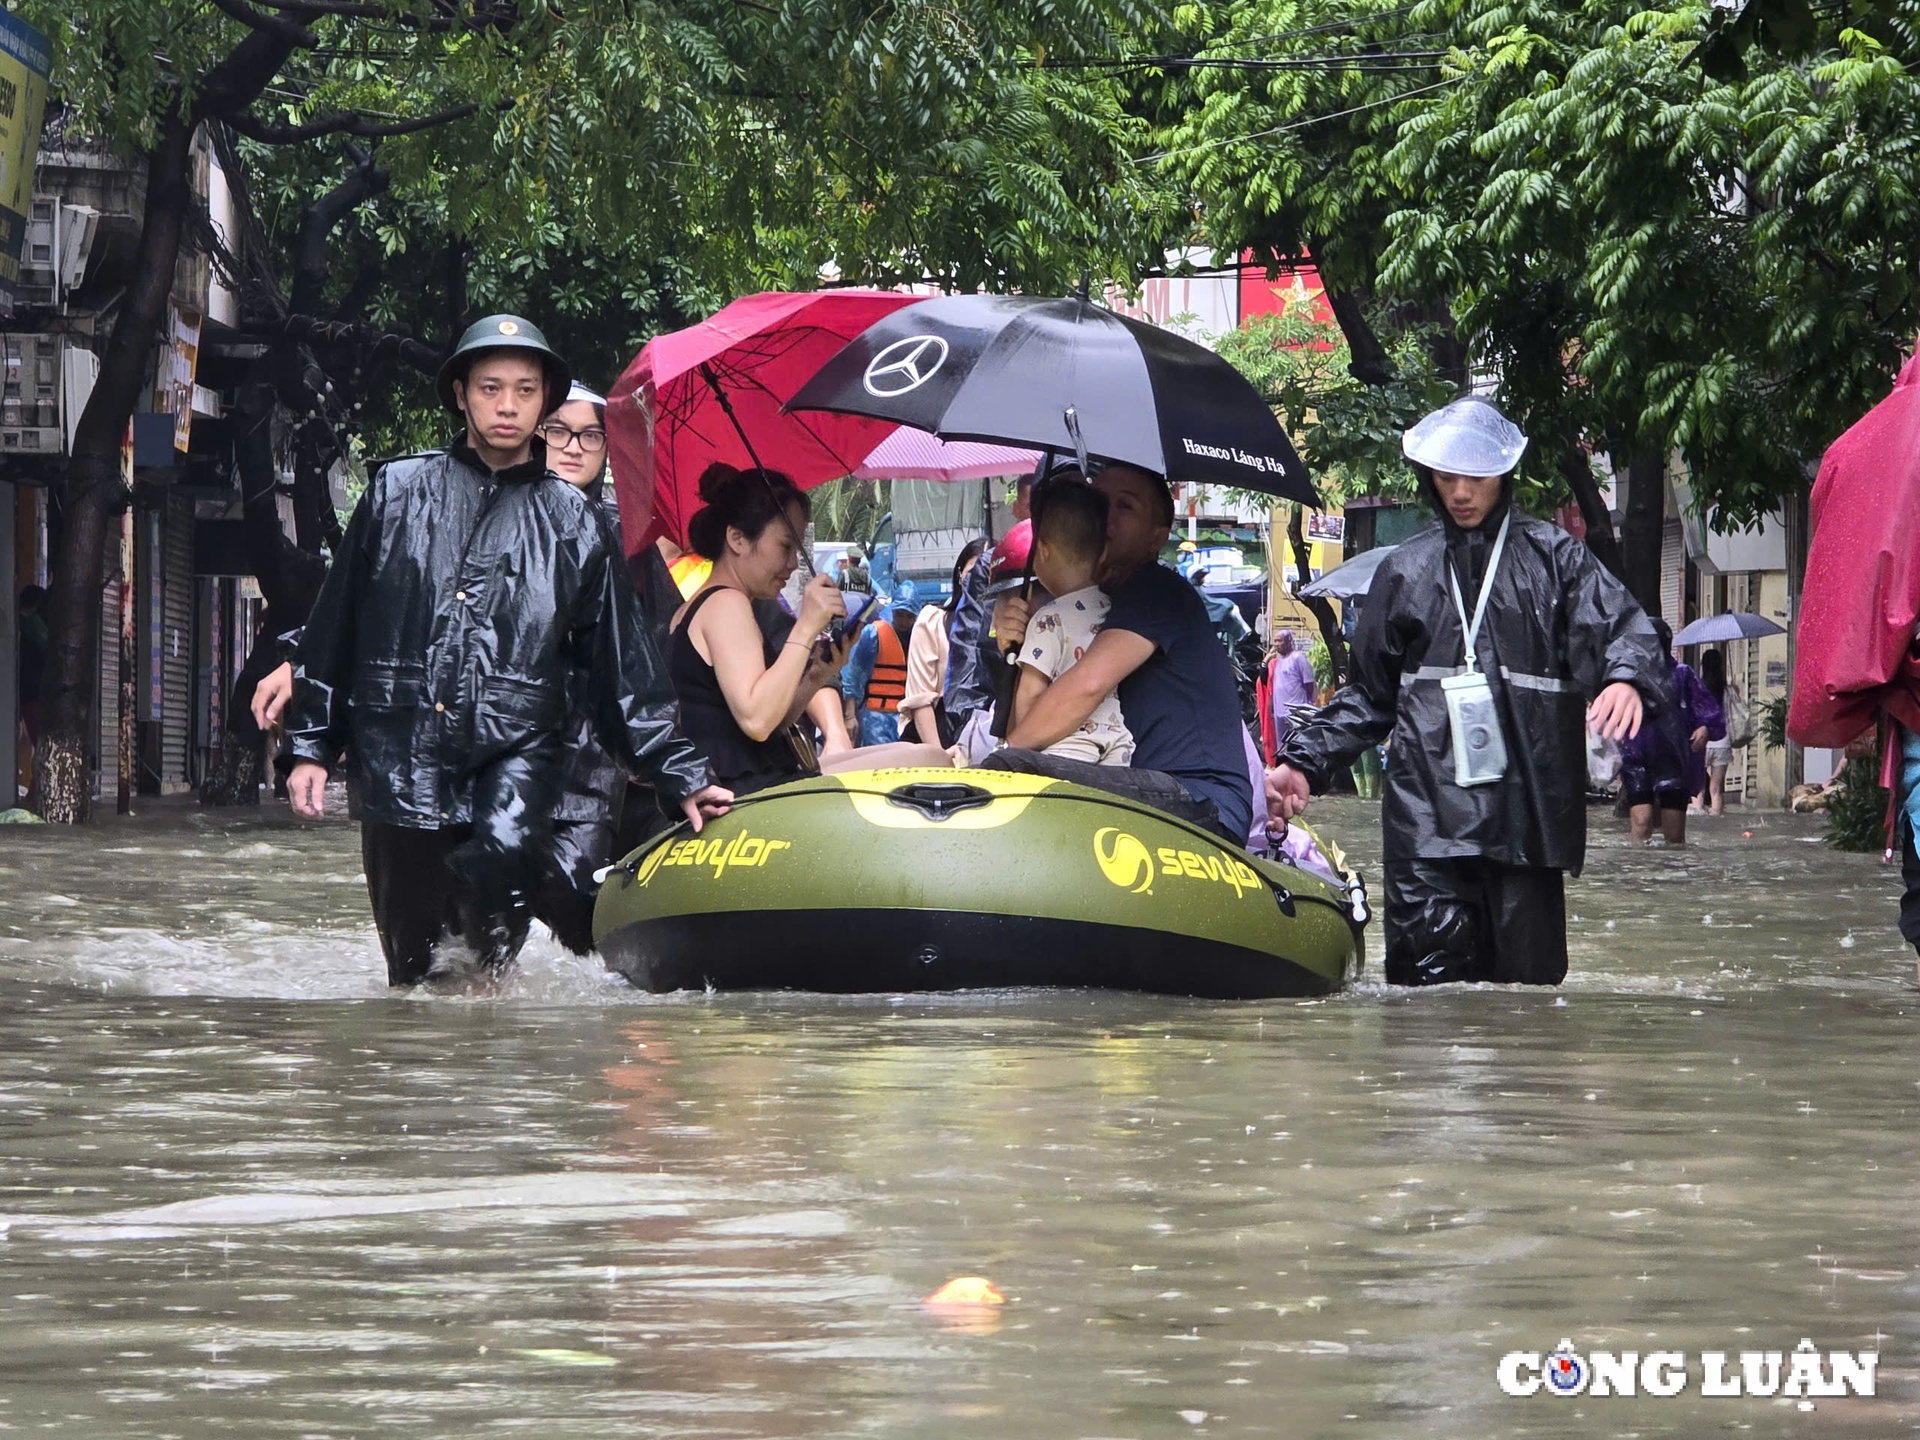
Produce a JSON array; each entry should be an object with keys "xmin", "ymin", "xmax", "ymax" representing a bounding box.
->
[{"xmin": 1007, "ymin": 477, "xmax": 1135, "ymax": 766}]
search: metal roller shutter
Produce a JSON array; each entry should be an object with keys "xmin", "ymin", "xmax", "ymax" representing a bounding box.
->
[
  {"xmin": 95, "ymin": 574, "xmax": 117, "ymax": 794},
  {"xmin": 161, "ymin": 494, "xmax": 192, "ymax": 786}
]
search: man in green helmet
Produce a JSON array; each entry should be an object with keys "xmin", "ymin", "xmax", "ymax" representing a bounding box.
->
[{"xmin": 281, "ymin": 315, "xmax": 731, "ymax": 985}]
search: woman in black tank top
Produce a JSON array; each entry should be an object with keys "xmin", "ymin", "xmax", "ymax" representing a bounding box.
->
[
  {"xmin": 669, "ymin": 467, "xmax": 846, "ymax": 795},
  {"xmin": 670, "ymin": 464, "xmax": 956, "ymax": 794}
]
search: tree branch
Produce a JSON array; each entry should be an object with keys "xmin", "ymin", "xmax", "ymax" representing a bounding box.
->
[
  {"xmin": 238, "ymin": 0, "xmax": 391, "ymax": 14},
  {"xmin": 1557, "ymin": 420, "xmax": 1625, "ymax": 581},
  {"xmin": 247, "ymin": 314, "xmax": 443, "ymax": 375},
  {"xmin": 203, "ymin": 0, "xmax": 319, "ymax": 47},
  {"xmin": 290, "ymin": 143, "xmax": 389, "ymax": 314},
  {"xmin": 1321, "ymin": 284, "xmax": 1395, "ymax": 387},
  {"xmin": 241, "ymin": 0, "xmax": 518, "ymax": 31},
  {"xmin": 227, "ymin": 100, "xmax": 480, "ymax": 144},
  {"xmin": 195, "ymin": 6, "xmax": 320, "ymax": 121}
]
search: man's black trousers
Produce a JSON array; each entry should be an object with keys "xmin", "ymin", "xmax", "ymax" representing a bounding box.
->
[
  {"xmin": 1897, "ymin": 824, "xmax": 1920, "ymax": 953},
  {"xmin": 1382, "ymin": 857, "xmax": 1568, "ymax": 986},
  {"xmin": 361, "ymin": 821, "xmax": 534, "ymax": 986}
]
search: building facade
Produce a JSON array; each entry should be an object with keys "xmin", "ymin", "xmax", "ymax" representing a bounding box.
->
[{"xmin": 2, "ymin": 118, "xmax": 269, "ymax": 810}]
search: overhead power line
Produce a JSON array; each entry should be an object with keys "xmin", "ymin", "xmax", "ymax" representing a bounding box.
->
[
  {"xmin": 1043, "ymin": 52, "xmax": 1447, "ymax": 72},
  {"xmin": 1136, "ymin": 75, "xmax": 1462, "ymax": 166}
]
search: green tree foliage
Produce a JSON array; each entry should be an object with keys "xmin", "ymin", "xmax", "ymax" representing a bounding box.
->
[
  {"xmin": 22, "ymin": 0, "xmax": 1176, "ymax": 818},
  {"xmin": 1211, "ymin": 293, "xmax": 1442, "ymax": 504},
  {"xmin": 1156, "ymin": 0, "xmax": 1920, "ymax": 538},
  {"xmin": 1824, "ymin": 734, "xmax": 1889, "ymax": 852},
  {"xmin": 209, "ymin": 0, "xmax": 1179, "ymax": 454},
  {"xmin": 807, "ymin": 477, "xmax": 892, "ymax": 545},
  {"xmin": 1150, "ymin": 0, "xmax": 1449, "ymax": 315}
]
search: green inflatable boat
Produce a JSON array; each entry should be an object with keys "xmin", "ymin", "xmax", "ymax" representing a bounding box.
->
[{"xmin": 593, "ymin": 767, "xmax": 1368, "ymax": 998}]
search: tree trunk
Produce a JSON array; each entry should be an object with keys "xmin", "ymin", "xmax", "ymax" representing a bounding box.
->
[
  {"xmin": 1783, "ymin": 477, "xmax": 1812, "ymax": 793},
  {"xmin": 1401, "ymin": 297, "xmax": 1469, "ymax": 390},
  {"xmin": 446, "ymin": 235, "xmax": 471, "ymax": 337},
  {"xmin": 1557, "ymin": 426, "xmax": 1625, "ymax": 581},
  {"xmin": 1288, "ymin": 507, "xmax": 1348, "ymax": 685},
  {"xmin": 1620, "ymin": 450, "xmax": 1667, "ymax": 619},
  {"xmin": 1321, "ymin": 285, "xmax": 1395, "ymax": 388},
  {"xmin": 32, "ymin": 102, "xmax": 196, "ymax": 823}
]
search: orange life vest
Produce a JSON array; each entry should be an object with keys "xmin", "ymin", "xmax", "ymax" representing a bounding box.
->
[{"xmin": 865, "ymin": 619, "xmax": 908, "ymax": 711}]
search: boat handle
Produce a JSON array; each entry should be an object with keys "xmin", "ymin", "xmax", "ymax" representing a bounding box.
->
[{"xmin": 886, "ymin": 781, "xmax": 997, "ymax": 821}]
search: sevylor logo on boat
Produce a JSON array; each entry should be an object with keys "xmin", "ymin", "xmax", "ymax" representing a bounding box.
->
[
  {"xmin": 638, "ymin": 830, "xmax": 793, "ymax": 885},
  {"xmin": 1093, "ymin": 827, "xmax": 1264, "ymax": 900},
  {"xmin": 1094, "ymin": 827, "xmax": 1156, "ymax": 893}
]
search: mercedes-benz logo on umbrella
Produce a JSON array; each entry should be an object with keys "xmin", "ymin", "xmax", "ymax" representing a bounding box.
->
[{"xmin": 862, "ymin": 335, "xmax": 950, "ymax": 398}]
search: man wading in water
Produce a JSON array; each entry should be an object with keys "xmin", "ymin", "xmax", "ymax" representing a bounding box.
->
[
  {"xmin": 282, "ymin": 315, "xmax": 730, "ymax": 985},
  {"xmin": 1266, "ymin": 398, "xmax": 1664, "ymax": 986}
]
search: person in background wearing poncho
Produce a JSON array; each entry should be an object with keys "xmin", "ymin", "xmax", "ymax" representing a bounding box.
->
[
  {"xmin": 1266, "ymin": 398, "xmax": 1666, "ymax": 986},
  {"xmin": 1618, "ymin": 617, "xmax": 1723, "ymax": 848},
  {"xmin": 1268, "ymin": 628, "xmax": 1317, "ymax": 749}
]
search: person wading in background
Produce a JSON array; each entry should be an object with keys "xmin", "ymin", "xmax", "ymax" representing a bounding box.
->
[
  {"xmin": 842, "ymin": 582, "xmax": 917, "ymax": 747},
  {"xmin": 281, "ymin": 316, "xmax": 729, "ymax": 985},
  {"xmin": 1266, "ymin": 398, "xmax": 1665, "ymax": 987},
  {"xmin": 1619, "ymin": 618, "xmax": 1722, "ymax": 846}
]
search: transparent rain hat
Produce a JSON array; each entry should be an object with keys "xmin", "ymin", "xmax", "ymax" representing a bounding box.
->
[
  {"xmin": 566, "ymin": 382, "xmax": 607, "ymax": 408},
  {"xmin": 1401, "ymin": 397, "xmax": 1528, "ymax": 478}
]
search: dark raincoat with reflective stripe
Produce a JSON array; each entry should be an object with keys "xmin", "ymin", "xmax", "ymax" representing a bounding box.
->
[
  {"xmin": 1279, "ymin": 504, "xmax": 1664, "ymax": 875},
  {"xmin": 285, "ymin": 439, "xmax": 709, "ymax": 831}
]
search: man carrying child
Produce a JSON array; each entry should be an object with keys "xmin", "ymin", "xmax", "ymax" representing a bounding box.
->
[{"xmin": 988, "ymin": 466, "xmax": 1251, "ymax": 845}]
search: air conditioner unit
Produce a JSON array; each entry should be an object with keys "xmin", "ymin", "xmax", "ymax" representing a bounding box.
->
[
  {"xmin": 62, "ymin": 341, "xmax": 98, "ymax": 452},
  {"xmin": 57, "ymin": 204, "xmax": 98, "ymax": 296},
  {"xmin": 0, "ymin": 425, "xmax": 62, "ymax": 452},
  {"xmin": 16, "ymin": 194, "xmax": 55, "ymax": 299}
]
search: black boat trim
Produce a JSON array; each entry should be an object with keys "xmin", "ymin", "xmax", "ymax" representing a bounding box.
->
[{"xmin": 598, "ymin": 908, "xmax": 1346, "ymax": 1000}]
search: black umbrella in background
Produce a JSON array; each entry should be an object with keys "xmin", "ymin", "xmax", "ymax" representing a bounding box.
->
[{"xmin": 785, "ymin": 293, "xmax": 1319, "ymax": 506}]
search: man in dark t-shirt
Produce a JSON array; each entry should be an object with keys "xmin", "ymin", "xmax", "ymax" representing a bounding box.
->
[{"xmin": 988, "ymin": 465, "xmax": 1253, "ymax": 845}]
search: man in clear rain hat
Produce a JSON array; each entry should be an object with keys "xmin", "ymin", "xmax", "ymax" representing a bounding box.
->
[{"xmin": 1266, "ymin": 396, "xmax": 1665, "ymax": 986}]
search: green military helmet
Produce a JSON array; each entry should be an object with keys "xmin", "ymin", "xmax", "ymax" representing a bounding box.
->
[{"xmin": 434, "ymin": 313, "xmax": 571, "ymax": 415}]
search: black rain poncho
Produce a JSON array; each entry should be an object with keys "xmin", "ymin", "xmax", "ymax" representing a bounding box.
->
[
  {"xmin": 552, "ymin": 474, "xmax": 635, "ymax": 831},
  {"xmin": 286, "ymin": 438, "xmax": 710, "ymax": 833},
  {"xmin": 1279, "ymin": 499, "xmax": 1664, "ymax": 876}
]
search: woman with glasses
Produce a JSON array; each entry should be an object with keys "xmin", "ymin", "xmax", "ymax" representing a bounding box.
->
[
  {"xmin": 535, "ymin": 383, "xmax": 689, "ymax": 954},
  {"xmin": 540, "ymin": 385, "xmax": 611, "ymax": 493}
]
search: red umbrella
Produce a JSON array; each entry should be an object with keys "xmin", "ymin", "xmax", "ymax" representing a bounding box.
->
[
  {"xmin": 1790, "ymin": 344, "xmax": 1920, "ymax": 748},
  {"xmin": 607, "ymin": 290, "xmax": 919, "ymax": 552}
]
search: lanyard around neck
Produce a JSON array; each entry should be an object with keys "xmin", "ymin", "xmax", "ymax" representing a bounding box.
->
[{"xmin": 1447, "ymin": 510, "xmax": 1511, "ymax": 675}]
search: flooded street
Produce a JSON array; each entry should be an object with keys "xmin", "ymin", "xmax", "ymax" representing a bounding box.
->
[{"xmin": 1, "ymin": 797, "xmax": 1917, "ymax": 1436}]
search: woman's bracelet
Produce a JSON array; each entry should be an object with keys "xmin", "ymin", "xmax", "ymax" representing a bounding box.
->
[{"xmin": 784, "ymin": 636, "xmax": 813, "ymax": 650}]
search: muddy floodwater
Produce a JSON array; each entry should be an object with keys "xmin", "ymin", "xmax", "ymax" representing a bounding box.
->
[{"xmin": 1, "ymin": 796, "xmax": 1917, "ymax": 1437}]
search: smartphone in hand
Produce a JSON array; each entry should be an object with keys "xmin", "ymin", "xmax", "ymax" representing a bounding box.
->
[{"xmin": 825, "ymin": 589, "xmax": 882, "ymax": 644}]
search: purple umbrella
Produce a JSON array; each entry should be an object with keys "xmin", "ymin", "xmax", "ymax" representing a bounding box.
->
[{"xmin": 1673, "ymin": 612, "xmax": 1785, "ymax": 646}]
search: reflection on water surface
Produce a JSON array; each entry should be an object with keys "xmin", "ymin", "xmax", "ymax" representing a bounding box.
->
[{"xmin": 0, "ymin": 798, "xmax": 1915, "ymax": 1436}]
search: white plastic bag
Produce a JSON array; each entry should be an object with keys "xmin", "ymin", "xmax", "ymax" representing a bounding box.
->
[{"xmin": 1587, "ymin": 731, "xmax": 1622, "ymax": 790}]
